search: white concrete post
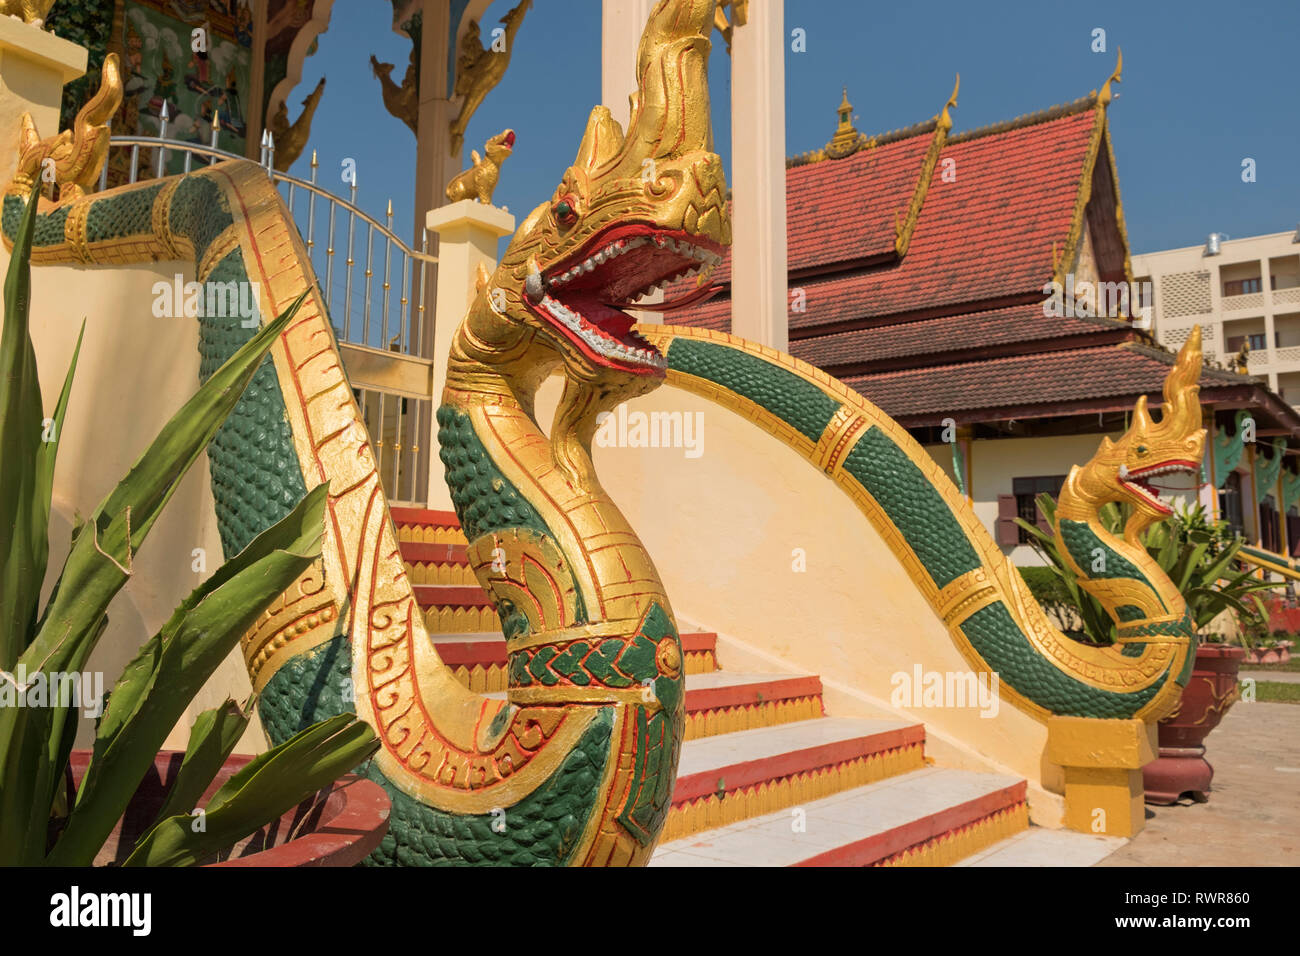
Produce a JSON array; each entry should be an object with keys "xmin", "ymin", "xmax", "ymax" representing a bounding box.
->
[
  {"xmin": 729, "ymin": 2, "xmax": 788, "ymax": 350},
  {"xmin": 601, "ymin": 0, "xmax": 658, "ymax": 127},
  {"xmin": 424, "ymin": 200, "xmax": 515, "ymax": 508}
]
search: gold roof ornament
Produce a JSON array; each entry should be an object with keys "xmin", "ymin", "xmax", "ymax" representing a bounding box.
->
[
  {"xmin": 937, "ymin": 74, "xmax": 960, "ymax": 132},
  {"xmin": 267, "ymin": 76, "xmax": 325, "ymax": 171},
  {"xmin": 825, "ymin": 86, "xmax": 866, "ymax": 159},
  {"xmin": 449, "ymin": 0, "xmax": 532, "ymax": 156},
  {"xmin": 370, "ymin": 47, "xmax": 418, "ymax": 136},
  {"xmin": 1097, "ymin": 48, "xmax": 1122, "ymax": 106}
]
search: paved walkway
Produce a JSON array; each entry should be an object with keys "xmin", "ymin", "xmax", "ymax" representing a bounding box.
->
[
  {"xmin": 1241, "ymin": 669, "xmax": 1300, "ymax": 684},
  {"xmin": 1097, "ymin": 700, "xmax": 1298, "ymax": 866}
]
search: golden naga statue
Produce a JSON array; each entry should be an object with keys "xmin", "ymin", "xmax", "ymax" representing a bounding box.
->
[
  {"xmin": 0, "ymin": 0, "xmax": 56, "ymax": 27},
  {"xmin": 268, "ymin": 76, "xmax": 326, "ymax": 171},
  {"xmin": 1053, "ymin": 327, "xmax": 1206, "ymax": 673},
  {"xmin": 445, "ymin": 128, "xmax": 514, "ymax": 204},
  {"xmin": 12, "ymin": 53, "xmax": 122, "ymax": 203},
  {"xmin": 449, "ymin": 0, "xmax": 531, "ymax": 155},
  {"xmin": 370, "ymin": 48, "xmax": 417, "ymax": 136}
]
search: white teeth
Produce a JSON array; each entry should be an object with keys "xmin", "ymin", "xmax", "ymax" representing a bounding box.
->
[
  {"xmin": 1118, "ymin": 464, "xmax": 1129, "ymax": 479},
  {"xmin": 537, "ymin": 294, "xmax": 665, "ymax": 369}
]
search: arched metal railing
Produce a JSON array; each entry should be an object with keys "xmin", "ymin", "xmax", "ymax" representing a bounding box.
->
[
  {"xmin": 99, "ymin": 131, "xmax": 439, "ymax": 506},
  {"xmin": 101, "ymin": 133, "xmax": 435, "ymax": 358}
]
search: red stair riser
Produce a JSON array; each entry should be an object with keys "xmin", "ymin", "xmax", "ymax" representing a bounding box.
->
[
  {"xmin": 415, "ymin": 585, "xmax": 495, "ymax": 609},
  {"xmin": 671, "ymin": 725, "xmax": 926, "ymax": 804},
  {"xmin": 390, "ymin": 506, "xmax": 461, "ymax": 528},
  {"xmin": 680, "ymin": 632, "xmax": 717, "ymax": 654},
  {"xmin": 791, "ymin": 782, "xmax": 1029, "ymax": 867},
  {"xmin": 685, "ymin": 676, "xmax": 823, "ymax": 712},
  {"xmin": 435, "ymin": 641, "xmax": 510, "ymax": 667},
  {"xmin": 401, "ymin": 542, "xmax": 470, "ymax": 565}
]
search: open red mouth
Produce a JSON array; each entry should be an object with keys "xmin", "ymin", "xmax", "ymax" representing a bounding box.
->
[
  {"xmin": 1121, "ymin": 459, "xmax": 1201, "ymax": 515},
  {"xmin": 524, "ymin": 222, "xmax": 726, "ymax": 375}
]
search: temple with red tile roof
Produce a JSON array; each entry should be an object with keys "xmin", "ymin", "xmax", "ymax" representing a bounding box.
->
[{"xmin": 669, "ymin": 56, "xmax": 1300, "ymax": 568}]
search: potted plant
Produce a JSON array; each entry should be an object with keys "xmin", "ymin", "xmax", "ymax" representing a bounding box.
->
[
  {"xmin": 1, "ymin": 185, "xmax": 386, "ymax": 866},
  {"xmin": 1017, "ymin": 495, "xmax": 1278, "ymax": 804}
]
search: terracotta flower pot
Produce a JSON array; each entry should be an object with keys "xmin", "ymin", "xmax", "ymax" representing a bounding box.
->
[
  {"xmin": 1258, "ymin": 648, "xmax": 1282, "ymax": 665},
  {"xmin": 1142, "ymin": 644, "xmax": 1245, "ymax": 805},
  {"xmin": 66, "ymin": 750, "xmax": 390, "ymax": 866}
]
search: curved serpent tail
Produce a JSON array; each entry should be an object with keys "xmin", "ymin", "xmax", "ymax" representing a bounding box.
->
[
  {"xmin": 4, "ymin": 0, "xmax": 722, "ymax": 866},
  {"xmin": 637, "ymin": 324, "xmax": 1206, "ymax": 723}
]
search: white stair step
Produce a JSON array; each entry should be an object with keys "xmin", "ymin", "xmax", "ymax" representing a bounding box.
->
[
  {"xmin": 956, "ymin": 827, "xmax": 1125, "ymax": 867},
  {"xmin": 652, "ymin": 767, "xmax": 1024, "ymax": 867},
  {"xmin": 676, "ymin": 717, "xmax": 918, "ymax": 780},
  {"xmin": 682, "ymin": 671, "xmax": 812, "ymax": 689}
]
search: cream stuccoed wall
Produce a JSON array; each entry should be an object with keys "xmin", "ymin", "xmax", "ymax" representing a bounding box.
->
[
  {"xmin": 0, "ymin": 248, "xmax": 263, "ymax": 754},
  {"xmin": 962, "ymin": 432, "xmax": 1117, "ymax": 567},
  {"xmin": 535, "ymin": 375, "xmax": 1066, "ymax": 826},
  {"xmin": 947, "ymin": 431, "xmax": 1201, "ymax": 567}
]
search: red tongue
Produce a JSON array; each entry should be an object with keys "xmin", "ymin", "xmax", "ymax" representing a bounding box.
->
[{"xmin": 568, "ymin": 294, "xmax": 635, "ymax": 339}]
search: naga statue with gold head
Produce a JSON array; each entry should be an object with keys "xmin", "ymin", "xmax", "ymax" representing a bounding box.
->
[
  {"xmin": 1054, "ymin": 328, "xmax": 1206, "ymax": 664},
  {"xmin": 3, "ymin": 0, "xmax": 725, "ymax": 867}
]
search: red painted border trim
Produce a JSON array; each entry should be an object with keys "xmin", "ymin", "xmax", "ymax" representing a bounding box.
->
[
  {"xmin": 685, "ymin": 675, "xmax": 823, "ymax": 712},
  {"xmin": 434, "ymin": 640, "xmax": 510, "ymax": 667},
  {"xmin": 400, "ymin": 542, "xmax": 470, "ymax": 564},
  {"xmin": 792, "ymin": 784, "xmax": 1028, "ymax": 867},
  {"xmin": 681, "ymin": 632, "xmax": 717, "ymax": 653},
  {"xmin": 672, "ymin": 724, "xmax": 926, "ymax": 803},
  {"xmin": 414, "ymin": 585, "xmax": 494, "ymax": 609},
  {"xmin": 390, "ymin": 506, "xmax": 462, "ymax": 527}
]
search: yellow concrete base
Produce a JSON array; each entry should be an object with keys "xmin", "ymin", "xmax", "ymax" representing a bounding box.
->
[{"xmin": 1047, "ymin": 715, "xmax": 1156, "ymax": 838}]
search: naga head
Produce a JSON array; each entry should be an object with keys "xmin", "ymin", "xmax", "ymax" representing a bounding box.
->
[
  {"xmin": 1062, "ymin": 327, "xmax": 1207, "ymax": 544},
  {"xmin": 459, "ymin": 0, "xmax": 729, "ymax": 401}
]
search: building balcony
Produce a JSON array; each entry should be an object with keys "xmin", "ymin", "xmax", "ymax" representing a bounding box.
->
[{"xmin": 1222, "ymin": 291, "xmax": 1266, "ymax": 313}]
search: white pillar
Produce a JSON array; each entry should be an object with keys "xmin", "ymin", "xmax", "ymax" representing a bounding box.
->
[
  {"xmin": 601, "ymin": 0, "xmax": 658, "ymax": 126},
  {"xmin": 424, "ymin": 200, "xmax": 515, "ymax": 508},
  {"xmin": 729, "ymin": 2, "xmax": 787, "ymax": 350},
  {"xmin": 601, "ymin": 0, "xmax": 661, "ymax": 321}
]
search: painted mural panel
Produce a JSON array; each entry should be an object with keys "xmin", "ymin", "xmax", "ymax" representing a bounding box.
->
[{"xmin": 116, "ymin": 0, "xmax": 253, "ymax": 174}]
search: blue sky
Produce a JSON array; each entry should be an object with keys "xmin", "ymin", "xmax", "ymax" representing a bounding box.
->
[{"xmin": 288, "ymin": 0, "xmax": 1299, "ymax": 257}]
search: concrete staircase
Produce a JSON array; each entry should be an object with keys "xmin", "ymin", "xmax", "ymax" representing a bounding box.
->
[{"xmin": 392, "ymin": 507, "xmax": 1124, "ymax": 867}]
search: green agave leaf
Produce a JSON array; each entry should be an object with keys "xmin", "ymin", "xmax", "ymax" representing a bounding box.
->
[
  {"xmin": 149, "ymin": 698, "xmax": 252, "ymax": 829},
  {"xmin": 45, "ymin": 483, "xmax": 327, "ymax": 866},
  {"xmin": 122, "ymin": 714, "xmax": 378, "ymax": 867},
  {"xmin": 24, "ymin": 292, "xmax": 308, "ymax": 684},
  {"xmin": 0, "ymin": 182, "xmax": 47, "ymax": 670}
]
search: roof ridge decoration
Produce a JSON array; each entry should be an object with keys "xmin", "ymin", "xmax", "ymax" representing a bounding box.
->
[
  {"xmin": 944, "ymin": 50, "xmax": 1121, "ymax": 147},
  {"xmin": 1053, "ymin": 49, "xmax": 1126, "ymax": 296},
  {"xmin": 895, "ymin": 74, "xmax": 959, "ymax": 257},
  {"xmin": 787, "ymin": 85, "xmax": 939, "ymax": 168}
]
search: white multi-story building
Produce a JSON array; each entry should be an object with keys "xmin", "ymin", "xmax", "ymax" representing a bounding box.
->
[{"xmin": 1134, "ymin": 229, "xmax": 1300, "ymax": 406}]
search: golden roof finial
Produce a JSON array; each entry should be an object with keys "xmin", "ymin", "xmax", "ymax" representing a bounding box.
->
[
  {"xmin": 938, "ymin": 74, "xmax": 960, "ymax": 131},
  {"xmin": 826, "ymin": 86, "xmax": 861, "ymax": 159},
  {"xmin": 1098, "ymin": 48, "xmax": 1123, "ymax": 106}
]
